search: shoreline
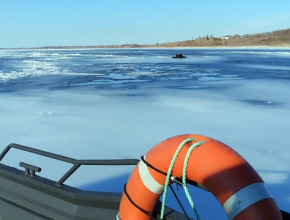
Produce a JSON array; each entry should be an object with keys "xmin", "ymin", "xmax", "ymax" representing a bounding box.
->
[
  {"xmin": 1, "ymin": 45, "xmax": 290, "ymax": 51},
  {"xmin": 1, "ymin": 28, "xmax": 289, "ymax": 50}
]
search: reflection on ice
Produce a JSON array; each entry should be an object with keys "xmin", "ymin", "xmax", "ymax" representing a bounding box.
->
[
  {"xmin": 227, "ymin": 50, "xmax": 290, "ymax": 57},
  {"xmin": 198, "ymin": 76, "xmax": 243, "ymax": 81},
  {"xmin": 259, "ymin": 171, "xmax": 289, "ymax": 184},
  {"xmin": 241, "ymin": 99, "xmax": 284, "ymax": 107},
  {"xmin": 239, "ymin": 64, "xmax": 290, "ymax": 70},
  {"xmin": 105, "ymin": 73, "xmax": 136, "ymax": 80}
]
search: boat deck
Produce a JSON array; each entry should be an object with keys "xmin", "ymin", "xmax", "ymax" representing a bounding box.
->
[{"xmin": 0, "ymin": 143, "xmax": 192, "ymax": 220}]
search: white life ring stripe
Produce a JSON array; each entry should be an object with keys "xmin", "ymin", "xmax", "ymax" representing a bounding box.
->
[
  {"xmin": 138, "ymin": 155, "xmax": 164, "ymax": 194},
  {"xmin": 223, "ymin": 182, "xmax": 273, "ymax": 219}
]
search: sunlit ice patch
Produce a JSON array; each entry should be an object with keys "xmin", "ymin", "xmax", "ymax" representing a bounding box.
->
[
  {"xmin": 0, "ymin": 61, "xmax": 70, "ymax": 81},
  {"xmin": 228, "ymin": 50, "xmax": 290, "ymax": 57},
  {"xmin": 237, "ymin": 64, "xmax": 290, "ymax": 71},
  {"xmin": 259, "ymin": 171, "xmax": 289, "ymax": 184}
]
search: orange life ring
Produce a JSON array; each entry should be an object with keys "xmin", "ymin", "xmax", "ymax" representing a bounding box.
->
[{"xmin": 119, "ymin": 134, "xmax": 283, "ymax": 220}]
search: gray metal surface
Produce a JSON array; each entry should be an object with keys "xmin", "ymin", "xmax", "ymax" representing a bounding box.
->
[
  {"xmin": 0, "ymin": 164, "xmax": 120, "ymax": 220},
  {"xmin": 0, "ymin": 163, "xmax": 192, "ymax": 220},
  {"xmin": 0, "ymin": 143, "xmax": 192, "ymax": 220},
  {"xmin": 0, "ymin": 143, "xmax": 139, "ymax": 186}
]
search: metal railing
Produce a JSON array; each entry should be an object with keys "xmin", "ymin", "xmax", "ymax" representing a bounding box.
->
[{"xmin": 0, "ymin": 143, "xmax": 139, "ymax": 186}]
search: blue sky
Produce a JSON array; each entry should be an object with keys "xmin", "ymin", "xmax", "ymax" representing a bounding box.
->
[{"xmin": 1, "ymin": 0, "xmax": 290, "ymax": 48}]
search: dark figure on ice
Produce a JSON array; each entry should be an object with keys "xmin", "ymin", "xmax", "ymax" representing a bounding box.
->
[{"xmin": 172, "ymin": 53, "xmax": 187, "ymax": 59}]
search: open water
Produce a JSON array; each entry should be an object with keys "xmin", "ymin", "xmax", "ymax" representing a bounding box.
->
[{"xmin": 1, "ymin": 48, "xmax": 290, "ymax": 92}]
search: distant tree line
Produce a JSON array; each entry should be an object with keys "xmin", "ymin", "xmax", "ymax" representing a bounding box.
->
[
  {"xmin": 193, "ymin": 28, "xmax": 290, "ymax": 41},
  {"xmin": 241, "ymin": 29, "xmax": 289, "ymax": 38}
]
